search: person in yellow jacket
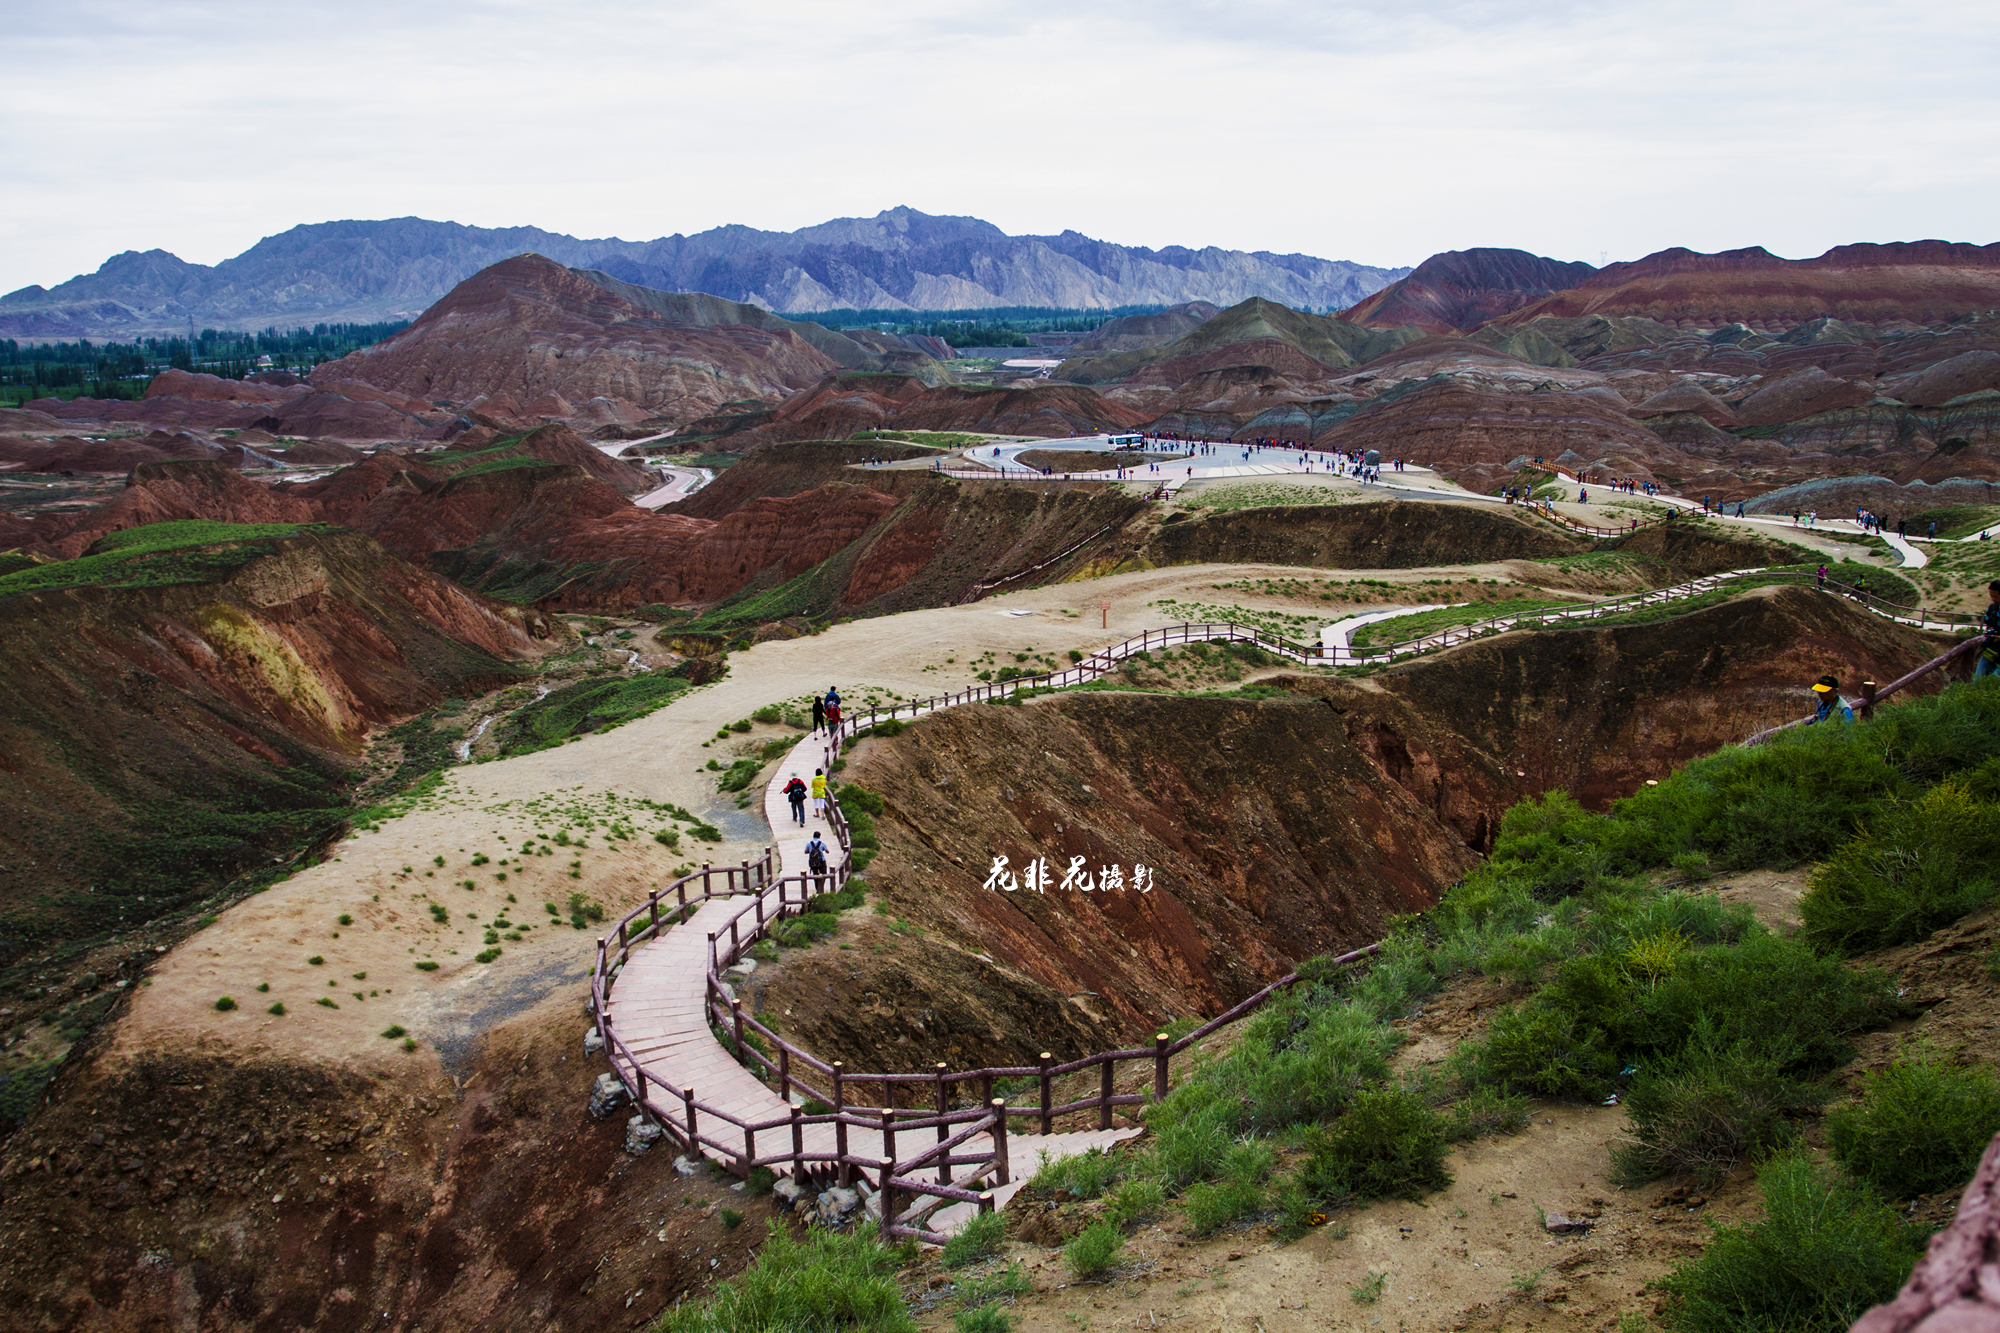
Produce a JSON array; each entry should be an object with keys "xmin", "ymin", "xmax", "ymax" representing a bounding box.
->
[{"xmin": 811, "ymin": 768, "xmax": 828, "ymax": 817}]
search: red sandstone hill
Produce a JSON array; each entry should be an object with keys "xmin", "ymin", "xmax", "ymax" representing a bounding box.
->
[
  {"xmin": 310, "ymin": 255, "xmax": 885, "ymax": 429},
  {"xmin": 1498, "ymin": 241, "xmax": 2000, "ymax": 331},
  {"xmin": 1341, "ymin": 248, "xmax": 1598, "ymax": 335}
]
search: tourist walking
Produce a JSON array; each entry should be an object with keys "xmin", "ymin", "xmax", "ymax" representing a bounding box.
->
[
  {"xmin": 783, "ymin": 773, "xmax": 808, "ymax": 826},
  {"xmin": 1816, "ymin": 564, "xmax": 1828, "ymax": 592},
  {"xmin": 811, "ymin": 768, "xmax": 827, "ymax": 816},
  {"xmin": 811, "ymin": 695, "xmax": 825, "ymax": 734},
  {"xmin": 804, "ymin": 830, "xmax": 830, "ymax": 885}
]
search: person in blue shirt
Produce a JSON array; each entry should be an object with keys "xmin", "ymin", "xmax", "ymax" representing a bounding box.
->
[
  {"xmin": 1809, "ymin": 675, "xmax": 1853, "ymax": 724},
  {"xmin": 1977, "ymin": 582, "xmax": 2000, "ymax": 680}
]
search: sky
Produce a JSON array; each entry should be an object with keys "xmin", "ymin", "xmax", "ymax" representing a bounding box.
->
[{"xmin": 3, "ymin": 0, "xmax": 1997, "ymax": 295}]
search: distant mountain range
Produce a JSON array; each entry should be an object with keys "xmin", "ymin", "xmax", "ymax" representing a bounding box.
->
[{"xmin": 0, "ymin": 208, "xmax": 1410, "ymax": 339}]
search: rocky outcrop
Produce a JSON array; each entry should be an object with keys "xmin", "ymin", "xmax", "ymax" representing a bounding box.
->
[
  {"xmin": 0, "ymin": 525, "xmax": 550, "ymax": 953},
  {"xmin": 721, "ymin": 373, "xmax": 1149, "ymax": 446},
  {"xmin": 1314, "ymin": 380, "xmax": 1698, "ymax": 491},
  {"xmin": 1886, "ymin": 349, "xmax": 2000, "ymax": 407},
  {"xmin": 1734, "ymin": 366, "xmax": 1875, "ymax": 428},
  {"xmin": 1499, "ymin": 241, "xmax": 2000, "ymax": 331},
  {"xmin": 310, "ymin": 256, "xmax": 856, "ymax": 429},
  {"xmin": 45, "ymin": 459, "xmax": 322, "ymax": 558},
  {"xmin": 1628, "ymin": 381, "xmax": 1744, "ymax": 428},
  {"xmin": 1063, "ymin": 301, "xmax": 1221, "ymax": 355},
  {"xmin": 1341, "ymin": 248, "xmax": 1598, "ymax": 335}
]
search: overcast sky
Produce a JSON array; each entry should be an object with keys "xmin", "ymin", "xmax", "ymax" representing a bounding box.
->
[{"xmin": 3, "ymin": 0, "xmax": 1996, "ymax": 295}]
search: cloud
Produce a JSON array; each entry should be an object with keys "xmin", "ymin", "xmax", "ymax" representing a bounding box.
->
[{"xmin": 1, "ymin": 0, "xmax": 1995, "ymax": 297}]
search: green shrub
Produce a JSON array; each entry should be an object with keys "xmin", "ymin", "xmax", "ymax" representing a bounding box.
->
[
  {"xmin": 1028, "ymin": 1146, "xmax": 1119, "ymax": 1200},
  {"xmin": 1657, "ymin": 1153, "xmax": 1924, "ymax": 1333},
  {"xmin": 773, "ymin": 912, "xmax": 839, "ymax": 948},
  {"xmin": 660, "ymin": 1220, "xmax": 915, "ymax": 1333},
  {"xmin": 953, "ymin": 1306, "xmax": 1013, "ymax": 1333},
  {"xmin": 1295, "ymin": 1086, "xmax": 1451, "ymax": 1204},
  {"xmin": 718, "ymin": 758, "xmax": 764, "ymax": 793},
  {"xmin": 414, "ymin": 960, "xmax": 439, "ymax": 971},
  {"xmin": 1624, "ymin": 931, "xmax": 1904, "ymax": 1078},
  {"xmin": 1828, "ymin": 1048, "xmax": 2000, "ymax": 1197},
  {"xmin": 267, "ymin": 1002, "xmax": 285, "ymax": 1015},
  {"xmin": 1183, "ymin": 1177, "xmax": 1263, "ymax": 1236},
  {"xmin": 719, "ymin": 1208, "xmax": 744, "ymax": 1230},
  {"xmin": 752, "ymin": 705, "xmax": 782, "ymax": 724},
  {"xmin": 1107, "ymin": 1178, "xmax": 1166, "ymax": 1226},
  {"xmin": 380, "ymin": 1025, "xmax": 407, "ymax": 1039},
  {"xmin": 1802, "ymin": 780, "xmax": 2000, "ymax": 953},
  {"xmin": 941, "ymin": 1210, "xmax": 1007, "ymax": 1269},
  {"xmin": 1063, "ymin": 1220, "xmax": 1125, "ymax": 1279},
  {"xmin": 474, "ymin": 947, "xmax": 501, "ymax": 964},
  {"xmin": 1443, "ymin": 1086, "xmax": 1530, "ymax": 1141},
  {"xmin": 1610, "ymin": 1027, "xmax": 1824, "ymax": 1185},
  {"xmin": 1462, "ymin": 1005, "xmax": 1617, "ymax": 1100},
  {"xmin": 953, "ymin": 1262, "xmax": 1027, "ymax": 1311},
  {"xmin": 214, "ymin": 996, "xmax": 237, "ymax": 1011}
]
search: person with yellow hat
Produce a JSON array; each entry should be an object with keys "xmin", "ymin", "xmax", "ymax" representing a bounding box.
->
[
  {"xmin": 1976, "ymin": 581, "xmax": 2000, "ymax": 680},
  {"xmin": 1809, "ymin": 675, "xmax": 1852, "ymax": 725}
]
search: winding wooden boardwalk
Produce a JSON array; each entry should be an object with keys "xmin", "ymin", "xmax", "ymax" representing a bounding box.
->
[{"xmin": 601, "ymin": 725, "xmax": 1137, "ymax": 1233}]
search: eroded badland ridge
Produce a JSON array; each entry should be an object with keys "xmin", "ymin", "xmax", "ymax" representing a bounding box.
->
[{"xmin": 0, "ymin": 226, "xmax": 1997, "ymax": 1333}]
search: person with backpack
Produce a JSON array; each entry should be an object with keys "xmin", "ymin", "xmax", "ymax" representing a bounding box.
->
[
  {"xmin": 811, "ymin": 768, "xmax": 827, "ymax": 817},
  {"xmin": 782, "ymin": 773, "xmax": 808, "ymax": 826},
  {"xmin": 803, "ymin": 831, "xmax": 830, "ymax": 885},
  {"xmin": 1851, "ymin": 572, "xmax": 1868, "ymax": 601},
  {"xmin": 1809, "ymin": 675, "xmax": 1853, "ymax": 724},
  {"xmin": 810, "ymin": 695, "xmax": 825, "ymax": 734}
]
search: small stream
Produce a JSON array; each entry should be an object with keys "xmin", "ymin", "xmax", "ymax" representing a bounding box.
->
[
  {"xmin": 453, "ymin": 683, "xmax": 553, "ymax": 763},
  {"xmin": 454, "ymin": 716, "xmax": 495, "ymax": 762}
]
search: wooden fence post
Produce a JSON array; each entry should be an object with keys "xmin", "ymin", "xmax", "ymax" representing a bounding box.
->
[
  {"xmin": 879, "ymin": 1159, "xmax": 896, "ymax": 1241},
  {"xmin": 935, "ymin": 1063, "xmax": 951, "ymax": 1186},
  {"xmin": 790, "ymin": 1105, "xmax": 804, "ymax": 1180},
  {"xmin": 991, "ymin": 1099, "xmax": 1010, "ymax": 1184},
  {"xmin": 1038, "ymin": 1052, "xmax": 1053, "ymax": 1135},
  {"xmin": 1099, "ymin": 1057, "xmax": 1114, "ymax": 1131},
  {"xmin": 879, "ymin": 1109, "xmax": 897, "ymax": 1179},
  {"xmin": 683, "ymin": 1086, "xmax": 698, "ymax": 1153},
  {"xmin": 1154, "ymin": 1032, "xmax": 1170, "ymax": 1104},
  {"xmin": 778, "ymin": 1046, "xmax": 791, "ymax": 1102},
  {"xmin": 1862, "ymin": 679, "xmax": 1877, "ymax": 721},
  {"xmin": 829, "ymin": 1061, "xmax": 850, "ymax": 1183}
]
